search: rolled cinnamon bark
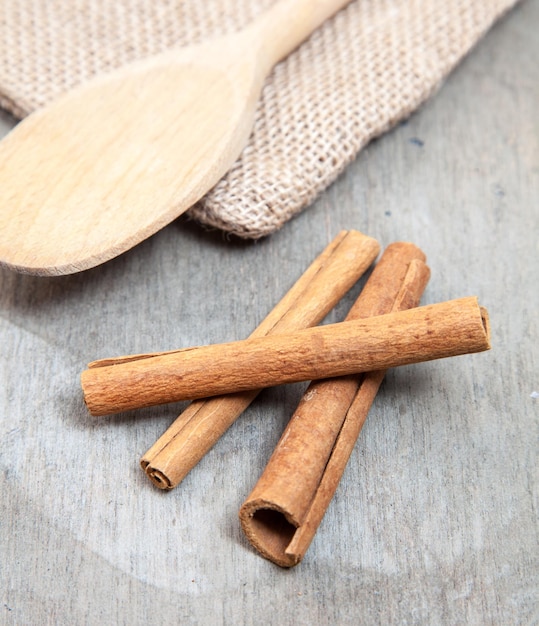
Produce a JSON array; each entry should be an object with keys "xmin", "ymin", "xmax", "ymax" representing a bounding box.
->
[
  {"xmin": 239, "ymin": 248, "xmax": 430, "ymax": 567},
  {"xmin": 81, "ymin": 296, "xmax": 490, "ymax": 416},
  {"xmin": 138, "ymin": 230, "xmax": 380, "ymax": 489},
  {"xmin": 143, "ymin": 242, "xmax": 421, "ymax": 490}
]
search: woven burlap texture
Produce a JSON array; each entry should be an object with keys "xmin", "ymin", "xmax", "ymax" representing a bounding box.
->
[{"xmin": 0, "ymin": 0, "xmax": 518, "ymax": 238}]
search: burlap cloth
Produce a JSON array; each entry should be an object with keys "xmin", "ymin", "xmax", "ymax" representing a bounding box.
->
[{"xmin": 0, "ymin": 0, "xmax": 518, "ymax": 238}]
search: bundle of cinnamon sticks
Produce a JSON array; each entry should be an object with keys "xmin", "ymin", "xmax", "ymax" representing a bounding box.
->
[{"xmin": 81, "ymin": 231, "xmax": 491, "ymax": 567}]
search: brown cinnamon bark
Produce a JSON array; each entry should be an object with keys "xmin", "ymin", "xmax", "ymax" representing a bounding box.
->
[
  {"xmin": 81, "ymin": 296, "xmax": 490, "ymax": 416},
  {"xmin": 91, "ymin": 230, "xmax": 380, "ymax": 488},
  {"xmin": 239, "ymin": 247, "xmax": 431, "ymax": 567},
  {"xmin": 138, "ymin": 229, "xmax": 380, "ymax": 489}
]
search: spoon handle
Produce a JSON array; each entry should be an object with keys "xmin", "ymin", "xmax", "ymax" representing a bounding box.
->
[{"xmin": 248, "ymin": 0, "xmax": 354, "ymax": 72}]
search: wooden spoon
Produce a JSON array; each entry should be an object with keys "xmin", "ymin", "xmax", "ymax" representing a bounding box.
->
[{"xmin": 0, "ymin": 0, "xmax": 352, "ymax": 275}]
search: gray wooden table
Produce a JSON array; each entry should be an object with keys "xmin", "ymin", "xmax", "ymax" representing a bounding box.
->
[{"xmin": 1, "ymin": 2, "xmax": 537, "ymax": 624}]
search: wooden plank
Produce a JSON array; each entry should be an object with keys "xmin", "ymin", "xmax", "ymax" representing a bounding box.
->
[{"xmin": 0, "ymin": 1, "xmax": 537, "ymax": 623}]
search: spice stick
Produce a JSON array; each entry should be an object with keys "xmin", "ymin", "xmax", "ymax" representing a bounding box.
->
[
  {"xmin": 239, "ymin": 246, "xmax": 430, "ymax": 567},
  {"xmin": 81, "ymin": 296, "xmax": 490, "ymax": 416},
  {"xmin": 94, "ymin": 230, "xmax": 380, "ymax": 488},
  {"xmin": 138, "ymin": 229, "xmax": 379, "ymax": 489}
]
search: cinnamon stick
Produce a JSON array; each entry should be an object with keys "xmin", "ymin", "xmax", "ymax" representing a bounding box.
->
[
  {"xmin": 81, "ymin": 296, "xmax": 490, "ymax": 416},
  {"xmin": 96, "ymin": 230, "xmax": 380, "ymax": 487},
  {"xmin": 239, "ymin": 245, "xmax": 431, "ymax": 567}
]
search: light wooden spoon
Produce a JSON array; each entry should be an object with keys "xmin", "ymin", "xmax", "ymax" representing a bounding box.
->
[{"xmin": 0, "ymin": 0, "xmax": 352, "ymax": 275}]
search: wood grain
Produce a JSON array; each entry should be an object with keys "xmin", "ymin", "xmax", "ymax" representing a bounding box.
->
[
  {"xmin": 0, "ymin": 2, "xmax": 537, "ymax": 623},
  {"xmin": 0, "ymin": 0, "xmax": 352, "ymax": 275}
]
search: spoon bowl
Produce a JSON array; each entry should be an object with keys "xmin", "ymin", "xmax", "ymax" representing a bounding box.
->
[{"xmin": 0, "ymin": 0, "xmax": 352, "ymax": 275}]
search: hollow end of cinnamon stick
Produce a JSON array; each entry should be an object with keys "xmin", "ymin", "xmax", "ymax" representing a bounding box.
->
[
  {"xmin": 141, "ymin": 462, "xmax": 172, "ymax": 490},
  {"xmin": 239, "ymin": 500, "xmax": 301, "ymax": 568}
]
